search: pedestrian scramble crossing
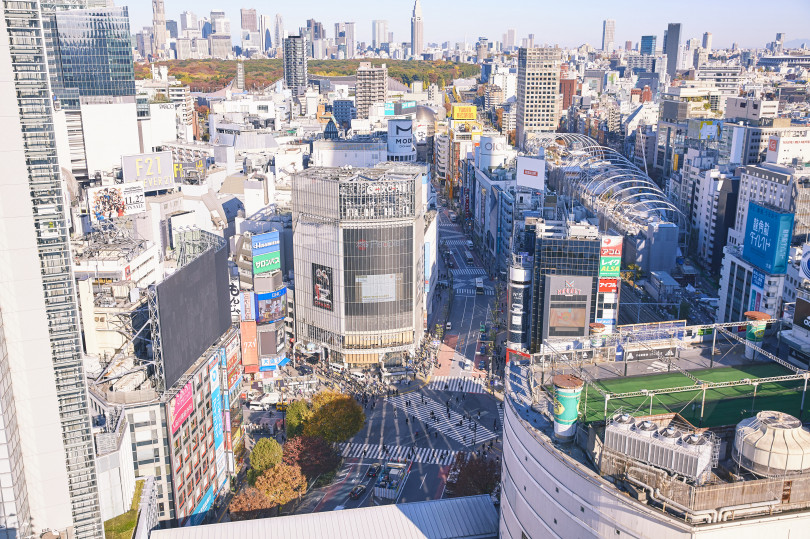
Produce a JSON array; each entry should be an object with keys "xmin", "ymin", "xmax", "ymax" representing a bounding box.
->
[
  {"xmin": 428, "ymin": 376, "xmax": 486, "ymax": 393},
  {"xmin": 451, "ymin": 268, "xmax": 487, "ymax": 276},
  {"xmin": 336, "ymin": 442, "xmax": 459, "ymax": 465},
  {"xmin": 454, "ymin": 287, "xmax": 495, "ymax": 296},
  {"xmin": 387, "ymin": 394, "xmax": 497, "ymax": 446}
]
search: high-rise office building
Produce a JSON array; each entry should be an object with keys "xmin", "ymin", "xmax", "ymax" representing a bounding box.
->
[
  {"xmin": 152, "ymin": 0, "xmax": 166, "ymax": 53},
  {"xmin": 211, "ymin": 9, "xmax": 229, "ymax": 34},
  {"xmin": 334, "ymin": 22, "xmax": 355, "ymax": 58},
  {"xmin": 274, "ymin": 14, "xmax": 284, "ymax": 50},
  {"xmin": 702, "ymin": 31, "xmax": 713, "ymax": 52},
  {"xmin": 240, "ymin": 8, "xmax": 257, "ymax": 32},
  {"xmin": 355, "ymin": 62, "xmax": 388, "ymax": 119},
  {"xmin": 1, "ymin": 2, "xmax": 104, "ymax": 538},
  {"xmin": 180, "ymin": 10, "xmax": 196, "ymax": 31},
  {"xmin": 46, "ymin": 6, "xmax": 135, "ymax": 109},
  {"xmin": 516, "ymin": 47, "xmax": 563, "ymax": 144},
  {"xmin": 640, "ymin": 34, "xmax": 657, "ymax": 55},
  {"xmin": 411, "ymin": 0, "xmax": 424, "ymax": 57},
  {"xmin": 307, "ymin": 19, "xmax": 325, "ymax": 41},
  {"xmin": 664, "ymin": 22, "xmax": 681, "ymax": 78},
  {"xmin": 284, "ymin": 34, "xmax": 308, "ymax": 91},
  {"xmin": 165, "ymin": 19, "xmax": 178, "ymax": 39},
  {"xmin": 601, "ymin": 19, "xmax": 615, "ymax": 51},
  {"xmin": 260, "ymin": 14, "xmax": 273, "ymax": 50},
  {"xmin": 372, "ymin": 19, "xmax": 388, "ymax": 49},
  {"xmin": 504, "ymin": 28, "xmax": 516, "ymax": 51}
]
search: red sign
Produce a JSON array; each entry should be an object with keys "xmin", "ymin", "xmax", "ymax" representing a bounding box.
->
[
  {"xmin": 599, "ymin": 278, "xmax": 618, "ymax": 293},
  {"xmin": 240, "ymin": 321, "xmax": 258, "ymax": 368},
  {"xmin": 506, "ymin": 348, "xmax": 531, "ymax": 364},
  {"xmin": 523, "ymin": 169, "xmax": 538, "ymax": 176},
  {"xmin": 555, "ymin": 280, "xmax": 582, "ymax": 295},
  {"xmin": 168, "ymin": 381, "xmax": 194, "ymax": 435},
  {"xmin": 768, "ymin": 137, "xmax": 778, "ymax": 152}
]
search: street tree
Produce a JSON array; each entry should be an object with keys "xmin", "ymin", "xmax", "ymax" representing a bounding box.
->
[
  {"xmin": 285, "ymin": 400, "xmax": 312, "ymax": 438},
  {"xmin": 254, "ymin": 463, "xmax": 308, "ymax": 511},
  {"xmin": 446, "ymin": 453, "xmax": 500, "ymax": 497},
  {"xmin": 248, "ymin": 437, "xmax": 282, "ymax": 483},
  {"xmin": 282, "ymin": 435, "xmax": 342, "ymax": 480},
  {"xmin": 304, "ymin": 391, "xmax": 365, "ymax": 443},
  {"xmin": 229, "ymin": 487, "xmax": 273, "ymax": 521}
]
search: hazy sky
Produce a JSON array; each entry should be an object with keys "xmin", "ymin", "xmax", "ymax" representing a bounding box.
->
[{"xmin": 125, "ymin": 0, "xmax": 810, "ymax": 50}]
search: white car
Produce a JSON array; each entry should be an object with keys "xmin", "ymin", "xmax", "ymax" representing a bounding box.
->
[{"xmin": 446, "ymin": 321, "xmax": 452, "ymax": 330}]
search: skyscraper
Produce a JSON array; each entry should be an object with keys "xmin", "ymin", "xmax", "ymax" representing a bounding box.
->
[
  {"xmin": 211, "ymin": 9, "xmax": 229, "ymax": 34},
  {"xmin": 355, "ymin": 62, "xmax": 388, "ymax": 119},
  {"xmin": 283, "ymin": 34, "xmax": 308, "ymax": 91},
  {"xmin": 344, "ymin": 22, "xmax": 356, "ymax": 58},
  {"xmin": 372, "ymin": 19, "xmax": 388, "ymax": 49},
  {"xmin": 152, "ymin": 0, "xmax": 166, "ymax": 53},
  {"xmin": 307, "ymin": 18, "xmax": 324, "ymax": 40},
  {"xmin": 516, "ymin": 47, "xmax": 563, "ymax": 145},
  {"xmin": 640, "ymin": 35, "xmax": 657, "ymax": 55},
  {"xmin": 702, "ymin": 31, "xmax": 713, "ymax": 52},
  {"xmin": 664, "ymin": 22, "xmax": 682, "ymax": 78},
  {"xmin": 1, "ymin": 2, "xmax": 104, "ymax": 537},
  {"xmin": 504, "ymin": 28, "xmax": 516, "ymax": 51},
  {"xmin": 601, "ymin": 19, "xmax": 615, "ymax": 51},
  {"xmin": 259, "ymin": 14, "xmax": 273, "ymax": 50},
  {"xmin": 410, "ymin": 0, "xmax": 424, "ymax": 57},
  {"xmin": 180, "ymin": 10, "xmax": 197, "ymax": 31},
  {"xmin": 274, "ymin": 14, "xmax": 285, "ymax": 50},
  {"xmin": 240, "ymin": 8, "xmax": 257, "ymax": 32}
]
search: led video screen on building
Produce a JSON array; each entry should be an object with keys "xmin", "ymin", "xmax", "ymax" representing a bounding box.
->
[
  {"xmin": 312, "ymin": 263, "xmax": 334, "ymax": 311},
  {"xmin": 156, "ymin": 244, "xmax": 231, "ymax": 389},
  {"xmin": 543, "ymin": 275, "xmax": 593, "ymax": 339},
  {"xmin": 343, "ymin": 226, "xmax": 413, "ymax": 330}
]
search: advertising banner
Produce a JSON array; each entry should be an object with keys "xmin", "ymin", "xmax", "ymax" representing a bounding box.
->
[
  {"xmin": 749, "ymin": 269, "xmax": 765, "ymax": 312},
  {"xmin": 356, "ymin": 274, "xmax": 398, "ymax": 303},
  {"xmin": 451, "ymin": 104, "xmax": 477, "ymax": 120},
  {"xmin": 259, "ymin": 355, "xmax": 289, "ymax": 371},
  {"xmin": 122, "ymin": 151, "xmax": 176, "ymax": 193},
  {"xmin": 742, "ymin": 202, "xmax": 794, "ymax": 274},
  {"xmin": 240, "ymin": 291, "xmax": 255, "ymax": 321},
  {"xmin": 173, "ymin": 158, "xmax": 207, "ymax": 180},
  {"xmin": 184, "ymin": 484, "xmax": 214, "ymax": 527},
  {"xmin": 86, "ymin": 184, "xmax": 145, "ymax": 223},
  {"xmin": 516, "ymin": 155, "xmax": 545, "ymax": 191},
  {"xmin": 794, "ymin": 297, "xmax": 810, "ymax": 332},
  {"xmin": 228, "ymin": 275, "xmax": 240, "ymax": 322},
  {"xmin": 169, "ymin": 380, "xmax": 194, "ymax": 434},
  {"xmin": 240, "ymin": 321, "xmax": 258, "ymax": 370},
  {"xmin": 253, "ymin": 251, "xmax": 281, "ymax": 275},
  {"xmin": 256, "ymin": 288, "xmax": 287, "ymax": 324},
  {"xmin": 384, "ymin": 102, "xmax": 395, "ymax": 116},
  {"xmin": 313, "ymin": 263, "xmax": 334, "ymax": 311},
  {"xmin": 208, "ymin": 353, "xmax": 224, "ymax": 453},
  {"xmin": 599, "ymin": 257, "xmax": 621, "ymax": 277},
  {"xmin": 600, "ymin": 236, "xmax": 623, "ymax": 257},
  {"xmin": 251, "ymin": 231, "xmax": 281, "ymax": 256},
  {"xmin": 598, "ymin": 278, "xmax": 618, "ymax": 294},
  {"xmin": 387, "ymin": 119, "xmax": 415, "ymax": 156}
]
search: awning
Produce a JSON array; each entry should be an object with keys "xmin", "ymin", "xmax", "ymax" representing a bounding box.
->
[{"xmin": 259, "ymin": 356, "xmax": 290, "ymax": 372}]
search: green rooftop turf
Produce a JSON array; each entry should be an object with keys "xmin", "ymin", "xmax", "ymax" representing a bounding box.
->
[{"xmin": 574, "ymin": 363, "xmax": 808, "ymax": 427}]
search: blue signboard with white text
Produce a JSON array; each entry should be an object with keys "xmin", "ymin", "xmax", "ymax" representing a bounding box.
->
[
  {"xmin": 742, "ymin": 202, "xmax": 794, "ymax": 275},
  {"xmin": 251, "ymin": 230, "xmax": 281, "ymax": 256},
  {"xmin": 184, "ymin": 484, "xmax": 215, "ymax": 527}
]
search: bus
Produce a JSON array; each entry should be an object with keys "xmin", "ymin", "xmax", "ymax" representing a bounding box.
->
[
  {"xmin": 465, "ymin": 250, "xmax": 474, "ymax": 264},
  {"xmin": 475, "ymin": 278, "xmax": 484, "ymax": 294}
]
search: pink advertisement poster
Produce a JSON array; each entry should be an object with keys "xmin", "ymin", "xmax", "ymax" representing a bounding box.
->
[{"xmin": 170, "ymin": 380, "xmax": 194, "ymax": 434}]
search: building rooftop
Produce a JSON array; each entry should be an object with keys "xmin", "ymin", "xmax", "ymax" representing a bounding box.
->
[{"xmin": 150, "ymin": 495, "xmax": 498, "ymax": 539}]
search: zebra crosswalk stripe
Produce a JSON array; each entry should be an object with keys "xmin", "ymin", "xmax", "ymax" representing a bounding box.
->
[
  {"xmin": 428, "ymin": 376, "xmax": 485, "ymax": 394},
  {"xmin": 453, "ymin": 288, "xmax": 495, "ymax": 296},
  {"xmin": 336, "ymin": 442, "xmax": 460, "ymax": 466},
  {"xmin": 386, "ymin": 394, "xmax": 497, "ymax": 447},
  {"xmin": 450, "ymin": 268, "xmax": 487, "ymax": 275}
]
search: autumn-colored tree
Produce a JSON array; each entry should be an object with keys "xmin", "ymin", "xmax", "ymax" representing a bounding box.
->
[
  {"xmin": 254, "ymin": 463, "xmax": 308, "ymax": 510},
  {"xmin": 446, "ymin": 453, "xmax": 500, "ymax": 498},
  {"xmin": 229, "ymin": 487, "xmax": 273, "ymax": 521},
  {"xmin": 282, "ymin": 435, "xmax": 341, "ymax": 480},
  {"xmin": 303, "ymin": 391, "xmax": 365, "ymax": 443},
  {"xmin": 285, "ymin": 400, "xmax": 312, "ymax": 438}
]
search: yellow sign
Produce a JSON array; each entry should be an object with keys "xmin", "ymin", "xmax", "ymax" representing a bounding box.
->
[{"xmin": 451, "ymin": 104, "xmax": 477, "ymax": 121}]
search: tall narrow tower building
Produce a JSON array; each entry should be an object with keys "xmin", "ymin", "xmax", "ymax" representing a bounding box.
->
[
  {"xmin": 601, "ymin": 19, "xmax": 615, "ymax": 51},
  {"xmin": 410, "ymin": 0, "xmax": 424, "ymax": 57},
  {"xmin": 152, "ymin": 0, "xmax": 167, "ymax": 53}
]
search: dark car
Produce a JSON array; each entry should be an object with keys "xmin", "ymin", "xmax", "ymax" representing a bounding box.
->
[
  {"xmin": 366, "ymin": 463, "xmax": 381, "ymax": 477},
  {"xmin": 349, "ymin": 484, "xmax": 367, "ymax": 499},
  {"xmin": 478, "ymin": 360, "xmax": 487, "ymax": 370}
]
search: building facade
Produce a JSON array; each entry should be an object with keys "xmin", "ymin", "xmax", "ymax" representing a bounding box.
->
[
  {"xmin": 516, "ymin": 47, "xmax": 563, "ymax": 145},
  {"xmin": 355, "ymin": 62, "xmax": 388, "ymax": 120},
  {"xmin": 410, "ymin": 0, "xmax": 423, "ymax": 57},
  {"xmin": 292, "ymin": 165, "xmax": 427, "ymax": 368},
  {"xmin": 283, "ymin": 35, "xmax": 308, "ymax": 91}
]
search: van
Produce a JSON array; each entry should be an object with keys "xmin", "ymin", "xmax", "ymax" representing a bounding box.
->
[
  {"xmin": 350, "ymin": 371, "xmax": 366, "ymax": 381},
  {"xmin": 446, "ymin": 321, "xmax": 452, "ymax": 330},
  {"xmin": 329, "ymin": 362, "xmax": 346, "ymax": 372},
  {"xmin": 465, "ymin": 240, "xmax": 474, "ymax": 250}
]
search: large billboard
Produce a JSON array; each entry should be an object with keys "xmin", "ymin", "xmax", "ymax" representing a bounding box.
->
[
  {"xmin": 742, "ymin": 202, "xmax": 794, "ymax": 274},
  {"xmin": 156, "ymin": 244, "xmax": 231, "ymax": 389},
  {"xmin": 168, "ymin": 380, "xmax": 194, "ymax": 435},
  {"xmin": 240, "ymin": 321, "xmax": 258, "ymax": 372},
  {"xmin": 516, "ymin": 155, "xmax": 546, "ymax": 191},
  {"xmin": 387, "ymin": 119, "xmax": 415, "ymax": 156},
  {"xmin": 312, "ymin": 263, "xmax": 334, "ymax": 311},
  {"xmin": 802, "ymin": 244, "xmax": 810, "ymax": 281},
  {"xmin": 228, "ymin": 273, "xmax": 241, "ymax": 322},
  {"xmin": 256, "ymin": 288, "xmax": 286, "ymax": 324},
  {"xmin": 253, "ymin": 251, "xmax": 281, "ymax": 275},
  {"xmin": 86, "ymin": 184, "xmax": 145, "ymax": 223},
  {"xmin": 451, "ymin": 104, "xmax": 477, "ymax": 120},
  {"xmin": 599, "ymin": 257, "xmax": 621, "ymax": 277},
  {"xmin": 749, "ymin": 269, "xmax": 765, "ymax": 312},
  {"xmin": 384, "ymin": 102, "xmax": 396, "ymax": 116},
  {"xmin": 251, "ymin": 231, "xmax": 281, "ymax": 256},
  {"xmin": 794, "ymin": 297, "xmax": 810, "ymax": 332},
  {"xmin": 598, "ymin": 278, "xmax": 618, "ymax": 294},
  {"xmin": 544, "ymin": 276, "xmax": 593, "ymax": 339},
  {"xmin": 208, "ymin": 352, "xmax": 225, "ymax": 488},
  {"xmin": 239, "ymin": 291, "xmax": 255, "ymax": 321},
  {"xmin": 342, "ymin": 226, "xmax": 413, "ymax": 325},
  {"xmin": 122, "ymin": 151, "xmax": 176, "ymax": 193}
]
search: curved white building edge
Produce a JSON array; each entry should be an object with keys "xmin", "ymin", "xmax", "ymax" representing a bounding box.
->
[{"xmin": 500, "ymin": 392, "xmax": 810, "ymax": 538}]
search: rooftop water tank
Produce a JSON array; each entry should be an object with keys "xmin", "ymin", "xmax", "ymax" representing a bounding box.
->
[{"xmin": 733, "ymin": 411, "xmax": 810, "ymax": 478}]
